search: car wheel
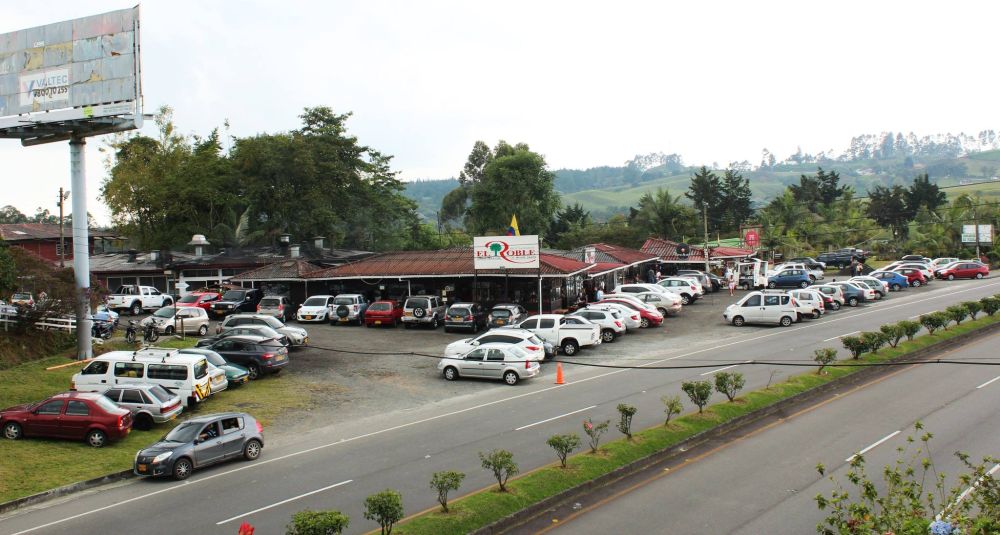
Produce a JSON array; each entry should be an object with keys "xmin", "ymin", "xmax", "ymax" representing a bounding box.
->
[
  {"xmin": 503, "ymin": 371, "xmax": 519, "ymax": 386},
  {"xmin": 562, "ymin": 340, "xmax": 579, "ymax": 356},
  {"xmin": 134, "ymin": 413, "xmax": 153, "ymax": 431},
  {"xmin": 86, "ymin": 429, "xmax": 107, "ymax": 448},
  {"xmin": 162, "ymin": 299, "xmax": 172, "ymax": 307},
  {"xmin": 657, "ymin": 307, "xmax": 668, "ymax": 317},
  {"xmin": 799, "ymin": 281, "xmax": 809, "ymax": 288},
  {"xmin": 831, "ymin": 302, "xmax": 842, "ymax": 311},
  {"xmin": 812, "ymin": 310, "xmax": 821, "ymax": 319},
  {"xmin": 443, "ymin": 366, "xmax": 458, "ymax": 381},
  {"xmin": 912, "ymin": 280, "xmax": 921, "ymax": 287},
  {"xmin": 247, "ymin": 363, "xmax": 261, "ymax": 380},
  {"xmin": 681, "ymin": 294, "xmax": 691, "ymax": 305},
  {"xmin": 601, "ymin": 329, "xmax": 615, "ymax": 343},
  {"xmin": 732, "ymin": 315, "xmax": 745, "ymax": 327},
  {"xmin": 164, "ymin": 325, "xmax": 175, "ymax": 335},
  {"xmin": 172, "ymin": 457, "xmax": 193, "ymax": 480},
  {"xmin": 767, "ymin": 282, "xmax": 776, "ymax": 289},
  {"xmin": 640, "ymin": 317, "xmax": 650, "ymax": 328},
  {"xmin": 976, "ymin": 273, "xmax": 984, "ymax": 279},
  {"xmin": 891, "ymin": 283, "xmax": 901, "ymax": 291},
  {"xmin": 198, "ymin": 324, "xmax": 208, "ymax": 336},
  {"xmin": 779, "ymin": 316, "xmax": 793, "ymax": 327},
  {"xmin": 947, "ymin": 274, "xmax": 955, "ymax": 281},
  {"xmin": 740, "ymin": 282, "xmax": 749, "ymax": 291},
  {"xmin": 131, "ymin": 302, "xmax": 142, "ymax": 316},
  {"xmin": 848, "ymin": 297, "xmax": 859, "ymax": 307},
  {"xmin": 243, "ymin": 439, "xmax": 263, "ymax": 461},
  {"xmin": 431, "ymin": 316, "xmax": 439, "ymax": 329},
  {"xmin": 2, "ymin": 421, "xmax": 22, "ymax": 440}
]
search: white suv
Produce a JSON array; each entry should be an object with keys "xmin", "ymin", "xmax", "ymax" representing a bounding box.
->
[
  {"xmin": 723, "ymin": 291, "xmax": 798, "ymax": 327},
  {"xmin": 569, "ymin": 308, "xmax": 625, "ymax": 342},
  {"xmin": 788, "ymin": 289, "xmax": 825, "ymax": 319}
]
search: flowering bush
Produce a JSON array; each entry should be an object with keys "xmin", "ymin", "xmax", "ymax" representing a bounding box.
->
[{"xmin": 582, "ymin": 418, "xmax": 609, "ymax": 453}]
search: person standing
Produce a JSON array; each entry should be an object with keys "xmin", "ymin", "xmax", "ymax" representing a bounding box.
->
[
  {"xmin": 855, "ymin": 261, "xmax": 864, "ymax": 277},
  {"xmin": 727, "ymin": 269, "xmax": 737, "ymax": 296}
]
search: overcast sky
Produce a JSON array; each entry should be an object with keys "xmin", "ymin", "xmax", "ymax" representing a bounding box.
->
[{"xmin": 2, "ymin": 0, "xmax": 998, "ymax": 225}]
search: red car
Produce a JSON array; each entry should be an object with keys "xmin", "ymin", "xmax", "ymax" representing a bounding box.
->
[
  {"xmin": 596, "ymin": 299, "xmax": 664, "ymax": 328},
  {"xmin": 365, "ymin": 300, "xmax": 404, "ymax": 327},
  {"xmin": 175, "ymin": 292, "xmax": 222, "ymax": 311},
  {"xmin": 934, "ymin": 262, "xmax": 989, "ymax": 281},
  {"xmin": 1, "ymin": 391, "xmax": 132, "ymax": 447},
  {"xmin": 893, "ymin": 268, "xmax": 927, "ymax": 287}
]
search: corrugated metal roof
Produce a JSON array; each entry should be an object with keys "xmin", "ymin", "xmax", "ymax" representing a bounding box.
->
[
  {"xmin": 641, "ymin": 237, "xmax": 755, "ymax": 262},
  {"xmin": 0, "ymin": 223, "xmax": 118, "ymax": 241},
  {"xmin": 229, "ymin": 259, "xmax": 323, "ymax": 281}
]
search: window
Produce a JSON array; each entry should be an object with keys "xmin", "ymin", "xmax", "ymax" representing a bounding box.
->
[
  {"xmin": 82, "ymin": 361, "xmax": 109, "ymax": 375},
  {"xmin": 221, "ymin": 417, "xmax": 243, "ymax": 434},
  {"xmin": 103, "ymin": 389, "xmax": 122, "ymax": 402},
  {"xmin": 539, "ymin": 318, "xmax": 555, "ymax": 329},
  {"xmin": 36, "ymin": 400, "xmax": 63, "ymax": 414},
  {"xmin": 743, "ymin": 295, "xmax": 761, "ymax": 307},
  {"xmin": 193, "ymin": 360, "xmax": 208, "ymax": 380},
  {"xmin": 121, "ymin": 390, "xmax": 145, "ymax": 404},
  {"xmin": 199, "ymin": 423, "xmax": 220, "ymax": 440},
  {"xmin": 147, "ymin": 364, "xmax": 188, "ymax": 381},
  {"xmin": 764, "ymin": 296, "xmax": 781, "ymax": 306},
  {"xmin": 465, "ymin": 349, "xmax": 486, "ymax": 361},
  {"xmin": 65, "ymin": 401, "xmax": 90, "ymax": 416},
  {"xmin": 486, "ymin": 349, "xmax": 506, "ymax": 362},
  {"xmin": 518, "ymin": 319, "xmax": 537, "ymax": 329},
  {"xmin": 114, "ymin": 362, "xmax": 145, "ymax": 378}
]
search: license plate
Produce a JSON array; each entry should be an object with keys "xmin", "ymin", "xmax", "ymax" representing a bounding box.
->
[
  {"xmin": 452, "ymin": 316, "xmax": 461, "ymax": 321},
  {"xmin": 404, "ymin": 312, "xmax": 413, "ymax": 317},
  {"xmin": 496, "ymin": 320, "xmax": 504, "ymax": 325},
  {"xmin": 138, "ymin": 464, "xmax": 147, "ymax": 472},
  {"xmin": 169, "ymin": 412, "xmax": 177, "ymax": 421},
  {"xmin": 304, "ymin": 316, "xmax": 313, "ymax": 320},
  {"xmin": 339, "ymin": 318, "xmax": 348, "ymax": 322},
  {"xmin": 374, "ymin": 320, "xmax": 381, "ymax": 325}
]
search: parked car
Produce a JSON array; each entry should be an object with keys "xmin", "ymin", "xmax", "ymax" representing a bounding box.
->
[
  {"xmin": 330, "ymin": 294, "xmax": 369, "ymax": 325},
  {"xmin": 656, "ymin": 278, "xmax": 700, "ymax": 305},
  {"xmin": 597, "ymin": 298, "xmax": 663, "ymax": 328},
  {"xmin": 568, "ymin": 308, "xmax": 625, "ymax": 342},
  {"xmin": 811, "ymin": 284, "xmax": 845, "ymax": 310},
  {"xmin": 487, "ymin": 304, "xmax": 528, "ymax": 329},
  {"xmin": 438, "ymin": 344, "xmax": 540, "ymax": 385},
  {"xmin": 624, "ymin": 291, "xmax": 683, "ymax": 316},
  {"xmin": 723, "ymin": 291, "xmax": 798, "ymax": 327},
  {"xmin": 930, "ymin": 257, "xmax": 959, "ymax": 269},
  {"xmin": 107, "ymin": 285, "xmax": 173, "ymax": 316},
  {"xmin": 200, "ymin": 336, "xmax": 289, "ymax": 380},
  {"xmin": 770, "ymin": 263, "xmax": 824, "ymax": 281},
  {"xmin": 892, "ymin": 262, "xmax": 934, "ymax": 281},
  {"xmin": 676, "ymin": 270, "xmax": 714, "ymax": 293},
  {"xmin": 73, "ymin": 348, "xmax": 213, "ymax": 408},
  {"xmin": 513, "ymin": 315, "xmax": 600, "ymax": 356},
  {"xmin": 445, "ymin": 328, "xmax": 550, "ymax": 361},
  {"xmin": 827, "ymin": 281, "xmax": 871, "ymax": 306},
  {"xmin": 444, "ymin": 302, "xmax": 488, "ymax": 333},
  {"xmin": 364, "ymin": 300, "xmax": 404, "ymax": 327},
  {"xmin": 141, "ymin": 306, "xmax": 211, "ymax": 336},
  {"xmin": 901, "ymin": 254, "xmax": 931, "ymax": 263},
  {"xmin": 1, "ymin": 391, "xmax": 131, "ymax": 447},
  {"xmin": 816, "ymin": 250, "xmax": 865, "ymax": 269},
  {"xmin": 868, "ymin": 270, "xmax": 909, "ymax": 291},
  {"xmin": 179, "ymin": 348, "xmax": 250, "ymax": 388},
  {"xmin": 175, "ymin": 292, "xmax": 222, "ymax": 312},
  {"xmin": 402, "ymin": 295, "xmax": 446, "ymax": 329},
  {"xmin": 257, "ymin": 295, "xmax": 295, "ymax": 322},
  {"xmin": 586, "ymin": 303, "xmax": 641, "ymax": 331},
  {"xmin": 296, "ymin": 295, "xmax": 336, "ymax": 323},
  {"xmin": 10, "ymin": 292, "xmax": 35, "ymax": 308},
  {"xmin": 788, "ymin": 257, "xmax": 827, "ymax": 270},
  {"xmin": 849, "ymin": 278, "xmax": 886, "ymax": 300},
  {"xmin": 766, "ymin": 269, "xmax": 812, "ymax": 289},
  {"xmin": 198, "ymin": 324, "xmax": 289, "ymax": 348},
  {"xmin": 134, "ymin": 412, "xmax": 264, "ymax": 480},
  {"xmin": 893, "ymin": 267, "xmax": 928, "ymax": 287},
  {"xmin": 101, "ymin": 384, "xmax": 183, "ymax": 430},
  {"xmin": 211, "ymin": 288, "xmax": 264, "ymax": 318},
  {"xmin": 215, "ymin": 314, "xmax": 308, "ymax": 347},
  {"xmin": 788, "ymin": 289, "xmax": 825, "ymax": 319},
  {"xmin": 934, "ymin": 261, "xmax": 989, "ymax": 280}
]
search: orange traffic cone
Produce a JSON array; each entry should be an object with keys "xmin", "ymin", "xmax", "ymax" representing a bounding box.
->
[{"xmin": 555, "ymin": 362, "xmax": 565, "ymax": 385}]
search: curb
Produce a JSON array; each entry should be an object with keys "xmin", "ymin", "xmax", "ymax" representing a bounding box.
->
[
  {"xmin": 0, "ymin": 469, "xmax": 134, "ymax": 515},
  {"xmin": 471, "ymin": 320, "xmax": 1000, "ymax": 535}
]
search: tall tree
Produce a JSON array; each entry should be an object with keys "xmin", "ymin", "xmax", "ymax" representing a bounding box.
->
[
  {"xmin": 457, "ymin": 141, "xmax": 492, "ymax": 185},
  {"xmin": 816, "ymin": 168, "xmax": 847, "ymax": 206},
  {"xmin": 550, "ymin": 203, "xmax": 591, "ymax": 240},
  {"xmin": 685, "ymin": 166, "xmax": 723, "ymax": 231},
  {"xmin": 905, "ymin": 173, "xmax": 946, "ymax": 216},
  {"xmin": 718, "ymin": 168, "xmax": 753, "ymax": 232},
  {"xmin": 866, "ymin": 185, "xmax": 910, "ymax": 238},
  {"xmin": 630, "ymin": 188, "xmax": 697, "ymax": 240},
  {"xmin": 467, "ymin": 143, "xmax": 560, "ymax": 237},
  {"xmin": 0, "ymin": 206, "xmax": 28, "ymax": 223}
]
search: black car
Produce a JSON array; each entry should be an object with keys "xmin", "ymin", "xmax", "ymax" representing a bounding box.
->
[
  {"xmin": 444, "ymin": 303, "xmax": 488, "ymax": 333},
  {"xmin": 816, "ymin": 249, "xmax": 867, "ymax": 269},
  {"xmin": 201, "ymin": 335, "xmax": 288, "ymax": 379},
  {"xmin": 788, "ymin": 257, "xmax": 826, "ymax": 270},
  {"xmin": 211, "ymin": 289, "xmax": 264, "ymax": 319}
]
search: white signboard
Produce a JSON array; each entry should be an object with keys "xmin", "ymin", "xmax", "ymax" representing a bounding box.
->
[
  {"xmin": 19, "ymin": 68, "xmax": 70, "ymax": 107},
  {"xmin": 962, "ymin": 224, "xmax": 993, "ymax": 243},
  {"xmin": 474, "ymin": 235, "xmax": 540, "ymax": 270}
]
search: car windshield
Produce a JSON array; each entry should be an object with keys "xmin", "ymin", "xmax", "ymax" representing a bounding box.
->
[
  {"xmin": 528, "ymin": 335, "xmax": 544, "ymax": 345},
  {"xmin": 153, "ymin": 307, "xmax": 176, "ymax": 318},
  {"xmin": 93, "ymin": 395, "xmax": 120, "ymax": 413},
  {"xmin": 406, "ymin": 298, "xmax": 429, "ymax": 309},
  {"xmin": 221, "ymin": 291, "xmax": 246, "ymax": 301},
  {"xmin": 368, "ymin": 302, "xmax": 391, "ymax": 311},
  {"xmin": 259, "ymin": 298, "xmax": 281, "ymax": 306},
  {"xmin": 163, "ymin": 421, "xmax": 201, "ymax": 443},
  {"xmin": 334, "ymin": 297, "xmax": 356, "ymax": 305},
  {"xmin": 13, "ymin": 293, "xmax": 30, "ymax": 300},
  {"xmin": 260, "ymin": 316, "xmax": 282, "ymax": 328},
  {"xmin": 177, "ymin": 295, "xmax": 200, "ymax": 304},
  {"xmin": 262, "ymin": 339, "xmax": 284, "ymax": 348},
  {"xmin": 448, "ymin": 307, "xmax": 470, "ymax": 316},
  {"xmin": 491, "ymin": 309, "xmax": 511, "ymax": 317},
  {"xmin": 303, "ymin": 297, "xmax": 329, "ymax": 307},
  {"xmin": 193, "ymin": 359, "xmax": 208, "ymax": 380},
  {"xmin": 147, "ymin": 385, "xmax": 174, "ymax": 403}
]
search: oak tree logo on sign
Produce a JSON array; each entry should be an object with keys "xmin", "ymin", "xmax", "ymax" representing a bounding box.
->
[{"xmin": 484, "ymin": 240, "xmax": 535, "ymax": 264}]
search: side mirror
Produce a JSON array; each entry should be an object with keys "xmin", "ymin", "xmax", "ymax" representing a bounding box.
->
[
  {"xmin": 471, "ymin": 340, "xmax": 479, "ymax": 346},
  {"xmin": 193, "ymin": 439, "xmax": 201, "ymax": 445}
]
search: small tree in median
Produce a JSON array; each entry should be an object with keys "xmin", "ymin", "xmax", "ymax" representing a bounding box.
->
[
  {"xmin": 616, "ymin": 403, "xmax": 637, "ymax": 439},
  {"xmin": 897, "ymin": 319, "xmax": 921, "ymax": 341},
  {"xmin": 661, "ymin": 395, "xmax": 683, "ymax": 426},
  {"xmin": 286, "ymin": 510, "xmax": 349, "ymax": 535},
  {"xmin": 546, "ymin": 433, "xmax": 581, "ymax": 468},
  {"xmin": 479, "ymin": 449, "xmax": 518, "ymax": 492},
  {"xmin": 860, "ymin": 331, "xmax": 887, "ymax": 354},
  {"xmin": 963, "ymin": 300, "xmax": 982, "ymax": 320},
  {"xmin": 981, "ymin": 296, "xmax": 1000, "ymax": 317},
  {"xmin": 946, "ymin": 304, "xmax": 969, "ymax": 325},
  {"xmin": 933, "ymin": 311, "xmax": 953, "ymax": 331},
  {"xmin": 681, "ymin": 380, "xmax": 713, "ymax": 413},
  {"xmin": 714, "ymin": 372, "xmax": 746, "ymax": 402},
  {"xmin": 879, "ymin": 324, "xmax": 904, "ymax": 348},
  {"xmin": 841, "ymin": 335, "xmax": 866, "ymax": 359},
  {"xmin": 582, "ymin": 418, "xmax": 610, "ymax": 453},
  {"xmin": 429, "ymin": 471, "xmax": 464, "ymax": 513},
  {"xmin": 814, "ymin": 348, "xmax": 837, "ymax": 375},
  {"xmin": 363, "ymin": 489, "xmax": 403, "ymax": 535},
  {"xmin": 920, "ymin": 314, "xmax": 942, "ymax": 335}
]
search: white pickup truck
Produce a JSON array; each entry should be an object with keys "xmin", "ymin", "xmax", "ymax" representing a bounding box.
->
[
  {"xmin": 513, "ymin": 314, "xmax": 601, "ymax": 356},
  {"xmin": 106, "ymin": 285, "xmax": 173, "ymax": 316}
]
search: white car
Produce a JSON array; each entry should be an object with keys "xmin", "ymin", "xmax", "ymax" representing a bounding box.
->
[
  {"xmin": 140, "ymin": 306, "xmax": 211, "ymax": 336},
  {"xmin": 296, "ymin": 295, "xmax": 335, "ymax": 322},
  {"xmin": 656, "ymin": 278, "xmax": 702, "ymax": 304},
  {"xmin": 849, "ymin": 278, "xmax": 885, "ymax": 300},
  {"xmin": 615, "ymin": 283, "xmax": 673, "ymax": 296},
  {"xmin": 811, "ymin": 284, "xmax": 845, "ymax": 309},
  {"xmin": 770, "ymin": 263, "xmax": 824, "ymax": 281},
  {"xmin": 850, "ymin": 275, "xmax": 889, "ymax": 295},
  {"xmin": 444, "ymin": 328, "xmax": 547, "ymax": 361},
  {"xmin": 586, "ymin": 303, "xmax": 640, "ymax": 331},
  {"xmin": 788, "ymin": 289, "xmax": 825, "ymax": 319},
  {"xmin": 569, "ymin": 308, "xmax": 625, "ymax": 342},
  {"xmin": 621, "ymin": 292, "xmax": 683, "ymax": 316},
  {"xmin": 514, "ymin": 315, "xmax": 601, "ymax": 356},
  {"xmin": 931, "ymin": 257, "xmax": 959, "ymax": 269},
  {"xmin": 438, "ymin": 343, "xmax": 540, "ymax": 385},
  {"xmin": 216, "ymin": 314, "xmax": 309, "ymax": 346},
  {"xmin": 723, "ymin": 291, "xmax": 798, "ymax": 327},
  {"xmin": 670, "ymin": 276, "xmax": 706, "ymax": 297}
]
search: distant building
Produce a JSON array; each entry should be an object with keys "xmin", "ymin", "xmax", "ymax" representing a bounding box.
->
[{"xmin": 0, "ymin": 223, "xmax": 121, "ymax": 263}]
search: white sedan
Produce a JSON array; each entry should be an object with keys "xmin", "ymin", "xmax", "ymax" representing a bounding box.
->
[{"xmin": 444, "ymin": 328, "xmax": 548, "ymax": 361}]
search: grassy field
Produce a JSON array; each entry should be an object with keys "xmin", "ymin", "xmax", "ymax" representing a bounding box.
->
[{"xmin": 0, "ymin": 339, "xmax": 313, "ymax": 503}]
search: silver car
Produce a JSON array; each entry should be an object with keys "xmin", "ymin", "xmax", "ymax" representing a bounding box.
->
[
  {"xmin": 438, "ymin": 343, "xmax": 541, "ymax": 385},
  {"xmin": 216, "ymin": 314, "xmax": 308, "ymax": 346},
  {"xmin": 134, "ymin": 412, "xmax": 264, "ymax": 480},
  {"xmin": 101, "ymin": 384, "xmax": 183, "ymax": 430}
]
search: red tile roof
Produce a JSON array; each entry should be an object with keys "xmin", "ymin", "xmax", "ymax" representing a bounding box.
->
[
  {"xmin": 0, "ymin": 223, "xmax": 118, "ymax": 241},
  {"xmin": 641, "ymin": 237, "xmax": 755, "ymax": 263},
  {"xmin": 586, "ymin": 262, "xmax": 627, "ymax": 276},
  {"xmin": 590, "ymin": 243, "xmax": 658, "ymax": 265},
  {"xmin": 307, "ymin": 248, "xmax": 593, "ymax": 279},
  {"xmin": 229, "ymin": 259, "xmax": 323, "ymax": 281}
]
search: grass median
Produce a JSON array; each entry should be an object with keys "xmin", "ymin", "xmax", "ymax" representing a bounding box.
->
[
  {"xmin": 0, "ymin": 339, "xmax": 313, "ymax": 504},
  {"xmin": 391, "ymin": 312, "xmax": 1000, "ymax": 535}
]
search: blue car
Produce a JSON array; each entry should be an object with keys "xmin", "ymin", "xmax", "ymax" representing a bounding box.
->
[
  {"xmin": 766, "ymin": 269, "xmax": 812, "ymax": 289},
  {"xmin": 868, "ymin": 271, "xmax": 908, "ymax": 291}
]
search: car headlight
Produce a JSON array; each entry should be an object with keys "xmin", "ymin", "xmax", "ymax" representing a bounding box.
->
[{"xmin": 152, "ymin": 451, "xmax": 172, "ymax": 463}]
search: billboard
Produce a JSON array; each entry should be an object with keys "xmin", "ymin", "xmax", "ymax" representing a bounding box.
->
[
  {"xmin": 474, "ymin": 235, "xmax": 540, "ymax": 270},
  {"xmin": 962, "ymin": 224, "xmax": 993, "ymax": 243},
  {"xmin": 0, "ymin": 6, "xmax": 141, "ymax": 128}
]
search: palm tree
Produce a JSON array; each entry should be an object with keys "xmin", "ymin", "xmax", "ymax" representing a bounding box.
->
[{"xmin": 630, "ymin": 188, "xmax": 696, "ymax": 239}]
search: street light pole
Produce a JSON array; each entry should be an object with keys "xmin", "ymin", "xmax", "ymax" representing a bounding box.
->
[
  {"xmin": 58, "ymin": 187, "xmax": 70, "ymax": 268},
  {"xmin": 702, "ymin": 203, "xmax": 710, "ymax": 273}
]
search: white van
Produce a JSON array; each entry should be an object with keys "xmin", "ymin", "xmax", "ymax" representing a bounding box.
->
[{"xmin": 72, "ymin": 348, "xmax": 212, "ymax": 407}]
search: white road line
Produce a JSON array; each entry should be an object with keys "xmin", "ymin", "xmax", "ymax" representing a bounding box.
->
[
  {"xmin": 823, "ymin": 330, "xmax": 859, "ymax": 342},
  {"xmin": 946, "ymin": 463, "xmax": 999, "ymax": 513},
  {"xmin": 976, "ymin": 375, "xmax": 1000, "ymax": 389},
  {"xmin": 700, "ymin": 364, "xmax": 741, "ymax": 376},
  {"xmin": 846, "ymin": 430, "xmax": 901, "ymax": 462},
  {"xmin": 7, "ymin": 484, "xmax": 186, "ymax": 535},
  {"xmin": 216, "ymin": 479, "xmax": 352, "ymax": 525},
  {"xmin": 515, "ymin": 405, "xmax": 597, "ymax": 431}
]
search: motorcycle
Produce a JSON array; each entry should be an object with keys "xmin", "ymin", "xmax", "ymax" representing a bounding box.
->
[
  {"xmin": 125, "ymin": 320, "xmax": 139, "ymax": 344},
  {"xmin": 143, "ymin": 319, "xmax": 161, "ymax": 343},
  {"xmin": 91, "ymin": 319, "xmax": 114, "ymax": 340}
]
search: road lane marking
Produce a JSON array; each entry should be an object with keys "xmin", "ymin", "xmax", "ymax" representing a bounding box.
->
[
  {"xmin": 700, "ymin": 364, "xmax": 742, "ymax": 376},
  {"xmin": 515, "ymin": 406, "xmax": 597, "ymax": 431},
  {"xmin": 823, "ymin": 330, "xmax": 859, "ymax": 342},
  {"xmin": 216, "ymin": 479, "xmax": 352, "ymax": 525},
  {"xmin": 7, "ymin": 484, "xmax": 186, "ymax": 535},
  {"xmin": 976, "ymin": 376, "xmax": 1000, "ymax": 389},
  {"xmin": 945, "ymin": 463, "xmax": 999, "ymax": 515},
  {"xmin": 846, "ymin": 430, "xmax": 901, "ymax": 462}
]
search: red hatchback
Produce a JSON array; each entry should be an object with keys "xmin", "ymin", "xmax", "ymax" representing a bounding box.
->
[
  {"xmin": 1, "ymin": 391, "xmax": 132, "ymax": 447},
  {"xmin": 175, "ymin": 292, "xmax": 222, "ymax": 312},
  {"xmin": 365, "ymin": 300, "xmax": 404, "ymax": 327},
  {"xmin": 596, "ymin": 299, "xmax": 664, "ymax": 328},
  {"xmin": 893, "ymin": 268, "xmax": 928, "ymax": 287},
  {"xmin": 934, "ymin": 262, "xmax": 989, "ymax": 281}
]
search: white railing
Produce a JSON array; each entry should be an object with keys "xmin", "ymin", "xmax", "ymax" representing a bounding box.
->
[{"xmin": 0, "ymin": 313, "xmax": 77, "ymax": 332}]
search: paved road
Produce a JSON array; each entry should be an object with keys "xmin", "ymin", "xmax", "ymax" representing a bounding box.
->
[
  {"xmin": 543, "ymin": 331, "xmax": 1000, "ymax": 535},
  {"xmin": 1, "ymin": 278, "xmax": 998, "ymax": 534}
]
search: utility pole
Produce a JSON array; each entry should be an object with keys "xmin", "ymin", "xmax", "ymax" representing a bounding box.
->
[
  {"xmin": 974, "ymin": 208, "xmax": 981, "ymax": 261},
  {"xmin": 702, "ymin": 203, "xmax": 710, "ymax": 273},
  {"xmin": 58, "ymin": 187, "xmax": 70, "ymax": 268}
]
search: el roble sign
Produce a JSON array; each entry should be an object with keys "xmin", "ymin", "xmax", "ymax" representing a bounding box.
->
[{"xmin": 474, "ymin": 235, "xmax": 540, "ymax": 269}]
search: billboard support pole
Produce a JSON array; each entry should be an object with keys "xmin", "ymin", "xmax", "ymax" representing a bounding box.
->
[{"xmin": 70, "ymin": 137, "xmax": 92, "ymax": 360}]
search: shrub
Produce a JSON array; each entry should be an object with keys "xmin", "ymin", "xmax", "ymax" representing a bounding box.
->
[
  {"xmin": 479, "ymin": 449, "xmax": 518, "ymax": 492},
  {"xmin": 946, "ymin": 304, "xmax": 969, "ymax": 325},
  {"xmin": 814, "ymin": 347, "xmax": 837, "ymax": 374},
  {"xmin": 681, "ymin": 380, "xmax": 713, "ymax": 413},
  {"xmin": 286, "ymin": 510, "xmax": 349, "ymax": 535},
  {"xmin": 582, "ymin": 418, "xmax": 610, "ymax": 453},
  {"xmin": 714, "ymin": 372, "xmax": 746, "ymax": 402},
  {"xmin": 429, "ymin": 471, "xmax": 464, "ymax": 513},
  {"xmin": 879, "ymin": 324, "xmax": 904, "ymax": 348},
  {"xmin": 932, "ymin": 311, "xmax": 953, "ymax": 331},
  {"xmin": 363, "ymin": 490, "xmax": 403, "ymax": 535},
  {"xmin": 981, "ymin": 296, "xmax": 1000, "ymax": 317},
  {"xmin": 661, "ymin": 395, "xmax": 683, "ymax": 426},
  {"xmin": 841, "ymin": 335, "xmax": 866, "ymax": 359},
  {"xmin": 920, "ymin": 314, "xmax": 942, "ymax": 335},
  {"xmin": 963, "ymin": 300, "xmax": 983, "ymax": 320},
  {"xmin": 615, "ymin": 403, "xmax": 637, "ymax": 439},
  {"xmin": 897, "ymin": 320, "xmax": 921, "ymax": 341},
  {"xmin": 860, "ymin": 331, "xmax": 887, "ymax": 354},
  {"xmin": 546, "ymin": 433, "xmax": 581, "ymax": 468}
]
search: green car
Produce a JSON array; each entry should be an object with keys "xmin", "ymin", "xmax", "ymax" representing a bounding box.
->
[{"xmin": 179, "ymin": 348, "xmax": 250, "ymax": 386}]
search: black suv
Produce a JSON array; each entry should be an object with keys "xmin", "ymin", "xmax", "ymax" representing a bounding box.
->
[
  {"xmin": 788, "ymin": 257, "xmax": 826, "ymax": 270},
  {"xmin": 444, "ymin": 303, "xmax": 488, "ymax": 333},
  {"xmin": 816, "ymin": 249, "xmax": 868, "ymax": 269},
  {"xmin": 211, "ymin": 288, "xmax": 264, "ymax": 318},
  {"xmin": 201, "ymin": 335, "xmax": 288, "ymax": 380}
]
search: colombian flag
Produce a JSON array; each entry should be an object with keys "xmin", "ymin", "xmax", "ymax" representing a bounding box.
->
[{"xmin": 507, "ymin": 215, "xmax": 520, "ymax": 236}]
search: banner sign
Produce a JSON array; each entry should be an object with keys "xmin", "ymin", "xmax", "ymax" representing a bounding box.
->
[
  {"xmin": 962, "ymin": 224, "xmax": 993, "ymax": 243},
  {"xmin": 474, "ymin": 235, "xmax": 540, "ymax": 269}
]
